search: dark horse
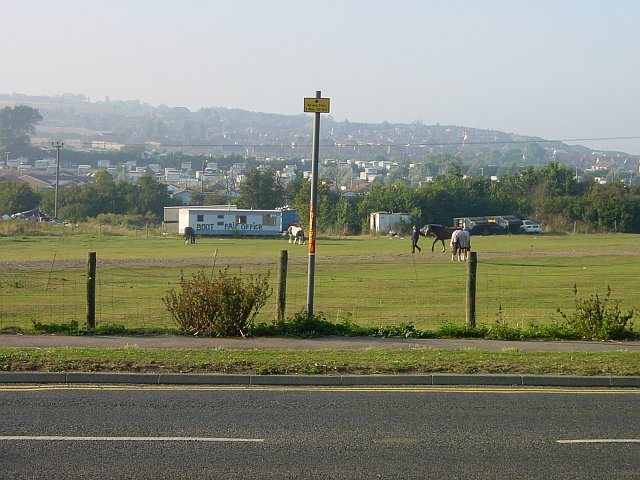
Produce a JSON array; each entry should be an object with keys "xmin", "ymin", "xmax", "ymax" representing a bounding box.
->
[
  {"xmin": 422, "ymin": 224, "xmax": 457, "ymax": 252},
  {"xmin": 183, "ymin": 226, "xmax": 196, "ymax": 244}
]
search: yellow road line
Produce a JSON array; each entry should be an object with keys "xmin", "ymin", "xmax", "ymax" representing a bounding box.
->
[{"xmin": 1, "ymin": 385, "xmax": 640, "ymax": 394}]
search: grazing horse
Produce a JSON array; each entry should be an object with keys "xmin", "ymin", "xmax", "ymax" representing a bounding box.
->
[
  {"xmin": 422, "ymin": 224, "xmax": 458, "ymax": 253},
  {"xmin": 286, "ymin": 225, "xmax": 305, "ymax": 244},
  {"xmin": 450, "ymin": 228, "xmax": 461, "ymax": 261},
  {"xmin": 183, "ymin": 226, "xmax": 196, "ymax": 244}
]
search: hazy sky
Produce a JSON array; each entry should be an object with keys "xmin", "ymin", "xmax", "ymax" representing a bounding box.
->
[{"xmin": 2, "ymin": 0, "xmax": 640, "ymax": 153}]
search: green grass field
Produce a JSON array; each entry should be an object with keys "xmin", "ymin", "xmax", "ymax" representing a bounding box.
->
[{"xmin": 0, "ymin": 232, "xmax": 638, "ymax": 332}]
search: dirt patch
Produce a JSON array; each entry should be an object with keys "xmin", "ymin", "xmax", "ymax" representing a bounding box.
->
[{"xmin": 0, "ymin": 250, "xmax": 634, "ymax": 270}]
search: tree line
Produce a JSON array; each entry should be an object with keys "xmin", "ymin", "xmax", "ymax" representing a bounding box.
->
[
  {"xmin": 287, "ymin": 161, "xmax": 640, "ymax": 234},
  {"xmin": 1, "ymin": 160, "xmax": 639, "ymax": 234},
  {"xmin": 195, "ymin": 161, "xmax": 640, "ymax": 234},
  {"xmin": 0, "ymin": 170, "xmax": 173, "ymax": 226}
]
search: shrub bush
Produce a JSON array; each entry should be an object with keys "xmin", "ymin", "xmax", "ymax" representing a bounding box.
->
[
  {"xmin": 557, "ymin": 284, "xmax": 636, "ymax": 340},
  {"xmin": 163, "ymin": 268, "xmax": 271, "ymax": 337}
]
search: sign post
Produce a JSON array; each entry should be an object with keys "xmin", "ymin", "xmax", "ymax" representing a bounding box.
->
[{"xmin": 304, "ymin": 91, "xmax": 330, "ymax": 316}]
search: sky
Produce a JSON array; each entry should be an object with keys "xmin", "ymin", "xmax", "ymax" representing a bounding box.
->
[{"xmin": 2, "ymin": 0, "xmax": 640, "ymax": 154}]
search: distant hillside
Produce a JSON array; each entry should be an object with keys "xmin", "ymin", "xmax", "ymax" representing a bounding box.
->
[{"xmin": 0, "ymin": 93, "xmax": 607, "ymax": 161}]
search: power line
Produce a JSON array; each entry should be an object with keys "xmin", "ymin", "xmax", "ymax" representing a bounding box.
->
[
  {"xmin": 38, "ymin": 135, "xmax": 640, "ymax": 150},
  {"xmin": 124, "ymin": 135, "xmax": 640, "ymax": 149},
  {"xmin": 51, "ymin": 141, "xmax": 63, "ymax": 219}
]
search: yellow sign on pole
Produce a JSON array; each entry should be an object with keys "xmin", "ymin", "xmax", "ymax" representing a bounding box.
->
[{"xmin": 304, "ymin": 97, "xmax": 330, "ymax": 113}]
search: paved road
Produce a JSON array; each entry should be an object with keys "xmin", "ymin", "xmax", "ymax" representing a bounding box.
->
[
  {"xmin": 2, "ymin": 334, "xmax": 640, "ymax": 352},
  {"xmin": 1, "ymin": 385, "xmax": 639, "ymax": 479}
]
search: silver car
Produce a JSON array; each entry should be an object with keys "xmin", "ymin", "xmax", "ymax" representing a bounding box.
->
[{"xmin": 519, "ymin": 220, "xmax": 543, "ymax": 233}]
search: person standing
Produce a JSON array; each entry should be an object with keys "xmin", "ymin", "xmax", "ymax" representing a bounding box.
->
[{"xmin": 411, "ymin": 225, "xmax": 422, "ymax": 253}]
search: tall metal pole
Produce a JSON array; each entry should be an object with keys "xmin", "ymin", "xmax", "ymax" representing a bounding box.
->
[
  {"xmin": 52, "ymin": 142, "xmax": 63, "ymax": 219},
  {"xmin": 200, "ymin": 159, "xmax": 206, "ymax": 194},
  {"xmin": 306, "ymin": 91, "xmax": 321, "ymax": 316}
]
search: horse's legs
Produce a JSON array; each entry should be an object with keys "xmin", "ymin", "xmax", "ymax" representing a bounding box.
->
[
  {"xmin": 431, "ymin": 238, "xmax": 437, "ymax": 252},
  {"xmin": 441, "ymin": 239, "xmax": 446, "ymax": 253}
]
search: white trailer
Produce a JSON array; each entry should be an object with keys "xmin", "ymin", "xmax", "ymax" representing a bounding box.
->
[
  {"xmin": 369, "ymin": 211, "xmax": 412, "ymax": 234},
  {"xmin": 178, "ymin": 207, "xmax": 282, "ymax": 236}
]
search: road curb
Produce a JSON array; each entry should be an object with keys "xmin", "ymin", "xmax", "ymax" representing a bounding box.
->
[{"xmin": 1, "ymin": 372, "xmax": 640, "ymax": 387}]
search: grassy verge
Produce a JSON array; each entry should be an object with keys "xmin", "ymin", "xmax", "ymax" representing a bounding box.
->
[{"xmin": 1, "ymin": 347, "xmax": 639, "ymax": 376}]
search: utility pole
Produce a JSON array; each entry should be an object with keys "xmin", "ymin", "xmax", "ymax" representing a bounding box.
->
[
  {"xmin": 52, "ymin": 142, "xmax": 64, "ymax": 219},
  {"xmin": 303, "ymin": 91, "xmax": 330, "ymax": 316},
  {"xmin": 201, "ymin": 159, "xmax": 206, "ymax": 194}
]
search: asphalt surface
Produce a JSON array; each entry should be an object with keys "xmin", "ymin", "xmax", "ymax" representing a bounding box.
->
[
  {"xmin": 1, "ymin": 334, "xmax": 640, "ymax": 387},
  {"xmin": 3, "ymin": 386, "xmax": 639, "ymax": 479}
]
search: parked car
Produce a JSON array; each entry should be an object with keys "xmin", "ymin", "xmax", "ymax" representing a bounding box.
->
[{"xmin": 519, "ymin": 220, "xmax": 543, "ymax": 234}]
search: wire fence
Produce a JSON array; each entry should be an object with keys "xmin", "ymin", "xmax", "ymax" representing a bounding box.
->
[{"xmin": 0, "ymin": 254, "xmax": 637, "ymax": 332}]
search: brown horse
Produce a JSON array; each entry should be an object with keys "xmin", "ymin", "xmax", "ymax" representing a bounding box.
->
[{"xmin": 422, "ymin": 224, "xmax": 458, "ymax": 252}]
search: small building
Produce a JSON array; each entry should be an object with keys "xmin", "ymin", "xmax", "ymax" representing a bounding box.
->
[
  {"xmin": 165, "ymin": 168, "xmax": 181, "ymax": 182},
  {"xmin": 178, "ymin": 207, "xmax": 283, "ymax": 237},
  {"xmin": 369, "ymin": 211, "xmax": 412, "ymax": 234},
  {"xmin": 171, "ymin": 188, "xmax": 193, "ymax": 205}
]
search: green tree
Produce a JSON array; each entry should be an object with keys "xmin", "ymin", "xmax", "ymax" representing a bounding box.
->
[
  {"xmin": 43, "ymin": 183, "xmax": 99, "ymax": 221},
  {"xmin": 579, "ymin": 184, "xmax": 640, "ymax": 232},
  {"xmin": 0, "ymin": 105, "xmax": 42, "ymax": 150},
  {"xmin": 335, "ymin": 196, "xmax": 362, "ymax": 235},
  {"xmin": 357, "ymin": 182, "xmax": 419, "ymax": 226},
  {"xmin": 93, "ymin": 170, "xmax": 128, "ymax": 214},
  {"xmin": 238, "ymin": 168, "xmax": 284, "ymax": 209},
  {"xmin": 0, "ymin": 181, "xmax": 41, "ymax": 215},
  {"xmin": 540, "ymin": 162, "xmax": 582, "ymax": 197},
  {"xmin": 41, "ymin": 171, "xmax": 171, "ymax": 222},
  {"xmin": 129, "ymin": 172, "xmax": 171, "ymax": 219},
  {"xmin": 291, "ymin": 176, "xmax": 342, "ymax": 232},
  {"xmin": 284, "ymin": 172, "xmax": 306, "ymax": 206}
]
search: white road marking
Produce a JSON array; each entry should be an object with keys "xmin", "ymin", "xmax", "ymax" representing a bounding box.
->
[
  {"xmin": 557, "ymin": 439, "xmax": 640, "ymax": 444},
  {"xmin": 0, "ymin": 436, "xmax": 263, "ymax": 443}
]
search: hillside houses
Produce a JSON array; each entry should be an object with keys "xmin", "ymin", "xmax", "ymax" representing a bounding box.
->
[{"xmin": 2, "ymin": 136, "xmax": 639, "ymax": 199}]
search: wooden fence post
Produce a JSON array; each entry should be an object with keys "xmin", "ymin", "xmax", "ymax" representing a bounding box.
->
[
  {"xmin": 276, "ymin": 250, "xmax": 288, "ymax": 321},
  {"xmin": 466, "ymin": 251, "xmax": 477, "ymax": 327},
  {"xmin": 87, "ymin": 251, "xmax": 96, "ymax": 329}
]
